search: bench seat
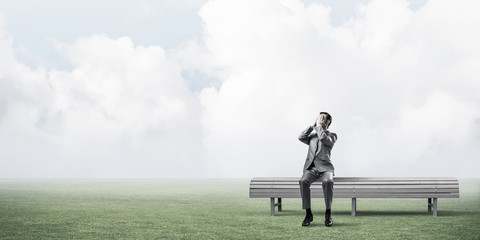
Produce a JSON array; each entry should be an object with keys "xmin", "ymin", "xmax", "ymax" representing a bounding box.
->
[{"xmin": 249, "ymin": 177, "xmax": 459, "ymax": 217}]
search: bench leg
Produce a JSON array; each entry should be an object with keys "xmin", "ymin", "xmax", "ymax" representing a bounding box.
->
[
  {"xmin": 352, "ymin": 198, "xmax": 356, "ymax": 216},
  {"xmin": 278, "ymin": 198, "xmax": 282, "ymax": 212},
  {"xmin": 270, "ymin": 198, "xmax": 275, "ymax": 216},
  {"xmin": 270, "ymin": 198, "xmax": 282, "ymax": 216},
  {"xmin": 433, "ymin": 198, "xmax": 437, "ymax": 217},
  {"xmin": 428, "ymin": 198, "xmax": 432, "ymax": 212}
]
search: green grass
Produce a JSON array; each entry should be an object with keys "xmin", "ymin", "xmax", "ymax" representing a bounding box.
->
[{"xmin": 0, "ymin": 179, "xmax": 479, "ymax": 240}]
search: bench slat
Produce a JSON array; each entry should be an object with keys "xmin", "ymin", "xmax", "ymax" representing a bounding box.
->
[
  {"xmin": 250, "ymin": 184, "xmax": 458, "ymax": 189},
  {"xmin": 251, "ymin": 177, "xmax": 458, "ymax": 181},
  {"xmin": 250, "ymin": 189, "xmax": 459, "ymax": 194},
  {"xmin": 250, "ymin": 188, "xmax": 459, "ymax": 193},
  {"xmin": 251, "ymin": 181, "xmax": 458, "ymax": 185},
  {"xmin": 250, "ymin": 180, "xmax": 458, "ymax": 184},
  {"xmin": 250, "ymin": 193, "xmax": 459, "ymax": 198}
]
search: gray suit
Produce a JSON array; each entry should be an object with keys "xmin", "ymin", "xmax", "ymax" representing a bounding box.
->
[{"xmin": 298, "ymin": 125, "xmax": 337, "ymax": 209}]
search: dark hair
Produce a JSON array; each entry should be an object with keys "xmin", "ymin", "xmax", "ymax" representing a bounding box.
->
[{"xmin": 319, "ymin": 112, "xmax": 332, "ymax": 128}]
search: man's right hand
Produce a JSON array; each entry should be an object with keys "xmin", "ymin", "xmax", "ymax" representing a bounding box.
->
[{"xmin": 314, "ymin": 116, "xmax": 322, "ymax": 127}]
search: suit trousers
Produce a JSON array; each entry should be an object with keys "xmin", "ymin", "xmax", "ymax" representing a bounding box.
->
[{"xmin": 299, "ymin": 168, "xmax": 334, "ymax": 210}]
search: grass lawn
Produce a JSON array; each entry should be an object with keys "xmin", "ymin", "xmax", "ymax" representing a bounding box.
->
[{"xmin": 0, "ymin": 179, "xmax": 479, "ymax": 240}]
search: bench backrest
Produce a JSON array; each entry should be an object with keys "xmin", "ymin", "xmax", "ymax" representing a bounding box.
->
[{"xmin": 249, "ymin": 177, "xmax": 460, "ymax": 198}]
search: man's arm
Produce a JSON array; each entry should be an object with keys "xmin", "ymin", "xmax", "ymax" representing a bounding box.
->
[
  {"xmin": 298, "ymin": 126, "xmax": 314, "ymax": 145},
  {"xmin": 316, "ymin": 126, "xmax": 337, "ymax": 147}
]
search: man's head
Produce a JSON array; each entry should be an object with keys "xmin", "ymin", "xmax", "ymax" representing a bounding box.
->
[{"xmin": 319, "ymin": 112, "xmax": 332, "ymax": 129}]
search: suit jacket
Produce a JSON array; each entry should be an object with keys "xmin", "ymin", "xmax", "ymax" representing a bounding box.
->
[{"xmin": 299, "ymin": 125, "xmax": 337, "ymax": 173}]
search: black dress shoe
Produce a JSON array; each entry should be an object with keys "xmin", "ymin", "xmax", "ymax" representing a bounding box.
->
[
  {"xmin": 325, "ymin": 213, "xmax": 333, "ymax": 227},
  {"xmin": 302, "ymin": 215, "xmax": 313, "ymax": 226},
  {"xmin": 325, "ymin": 209, "xmax": 333, "ymax": 227},
  {"xmin": 325, "ymin": 218, "xmax": 333, "ymax": 227}
]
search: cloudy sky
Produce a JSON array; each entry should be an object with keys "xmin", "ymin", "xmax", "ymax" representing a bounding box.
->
[{"xmin": 0, "ymin": 0, "xmax": 479, "ymax": 178}]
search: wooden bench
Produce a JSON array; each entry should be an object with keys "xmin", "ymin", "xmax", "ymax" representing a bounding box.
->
[{"xmin": 249, "ymin": 177, "xmax": 459, "ymax": 217}]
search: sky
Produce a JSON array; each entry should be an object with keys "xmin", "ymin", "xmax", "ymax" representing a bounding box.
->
[{"xmin": 0, "ymin": 0, "xmax": 479, "ymax": 178}]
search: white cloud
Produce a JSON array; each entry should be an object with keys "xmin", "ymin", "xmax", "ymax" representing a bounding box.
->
[
  {"xmin": 0, "ymin": 28, "xmax": 203, "ymax": 177},
  {"xmin": 1, "ymin": 0, "xmax": 480, "ymax": 178},
  {"xmin": 183, "ymin": 0, "xmax": 480, "ymax": 178},
  {"xmin": 50, "ymin": 34, "xmax": 192, "ymax": 136},
  {"xmin": 342, "ymin": 90, "xmax": 480, "ymax": 177}
]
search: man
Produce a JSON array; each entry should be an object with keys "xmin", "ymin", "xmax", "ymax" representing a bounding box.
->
[{"xmin": 298, "ymin": 112, "xmax": 337, "ymax": 227}]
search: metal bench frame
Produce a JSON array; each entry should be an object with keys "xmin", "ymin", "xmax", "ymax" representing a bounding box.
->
[{"xmin": 249, "ymin": 177, "xmax": 459, "ymax": 217}]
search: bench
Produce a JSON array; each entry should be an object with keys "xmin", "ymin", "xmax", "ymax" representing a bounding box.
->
[{"xmin": 249, "ymin": 177, "xmax": 459, "ymax": 217}]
